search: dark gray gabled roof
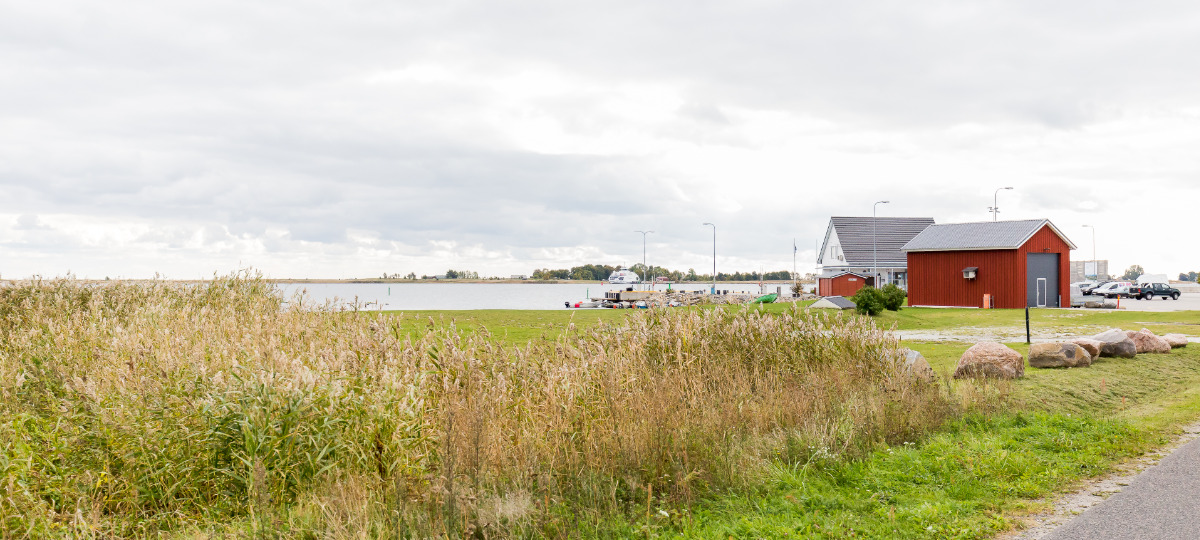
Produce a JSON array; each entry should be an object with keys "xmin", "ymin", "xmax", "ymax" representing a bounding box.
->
[
  {"xmin": 812, "ymin": 296, "xmax": 857, "ymax": 309},
  {"xmin": 902, "ymin": 219, "xmax": 1078, "ymax": 252},
  {"xmin": 822, "ymin": 217, "xmax": 936, "ymax": 266},
  {"xmin": 819, "ymin": 270, "xmax": 871, "ymax": 280}
]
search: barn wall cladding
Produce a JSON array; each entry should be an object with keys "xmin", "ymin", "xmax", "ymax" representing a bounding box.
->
[
  {"xmin": 818, "ymin": 273, "xmax": 872, "ymax": 297},
  {"xmin": 906, "ymin": 224, "xmax": 1072, "ymax": 309}
]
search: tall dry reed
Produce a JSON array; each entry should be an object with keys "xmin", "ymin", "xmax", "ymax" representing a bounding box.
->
[{"xmin": 0, "ymin": 274, "xmax": 954, "ymax": 537}]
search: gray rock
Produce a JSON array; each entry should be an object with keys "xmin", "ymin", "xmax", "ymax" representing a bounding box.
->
[
  {"xmin": 954, "ymin": 342, "xmax": 1025, "ymax": 379},
  {"xmin": 1029, "ymin": 342, "xmax": 1092, "ymax": 368},
  {"xmin": 1092, "ymin": 328, "xmax": 1138, "ymax": 358},
  {"xmin": 1164, "ymin": 334, "xmax": 1189, "ymax": 348},
  {"xmin": 898, "ymin": 348, "xmax": 936, "ymax": 382}
]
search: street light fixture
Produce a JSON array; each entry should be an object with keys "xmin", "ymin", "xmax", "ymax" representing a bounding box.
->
[
  {"xmin": 991, "ymin": 187, "xmax": 1014, "ymax": 221},
  {"xmin": 1082, "ymin": 225, "xmax": 1097, "ymax": 278},
  {"xmin": 873, "ymin": 200, "xmax": 889, "ymax": 287},
  {"xmin": 634, "ymin": 230, "xmax": 654, "ymax": 286},
  {"xmin": 703, "ymin": 223, "xmax": 716, "ymax": 294}
]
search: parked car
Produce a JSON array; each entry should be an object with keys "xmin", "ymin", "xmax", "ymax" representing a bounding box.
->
[
  {"xmin": 1129, "ymin": 282, "xmax": 1181, "ymax": 300},
  {"xmin": 1093, "ymin": 281, "xmax": 1134, "ymax": 299},
  {"xmin": 1081, "ymin": 281, "xmax": 1108, "ymax": 295}
]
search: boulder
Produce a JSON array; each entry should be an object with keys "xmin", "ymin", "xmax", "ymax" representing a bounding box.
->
[
  {"xmin": 1126, "ymin": 329, "xmax": 1172, "ymax": 354},
  {"xmin": 1164, "ymin": 334, "xmax": 1190, "ymax": 348},
  {"xmin": 1029, "ymin": 342, "xmax": 1092, "ymax": 368},
  {"xmin": 898, "ymin": 348, "xmax": 936, "ymax": 382},
  {"xmin": 1085, "ymin": 300, "xmax": 1117, "ymax": 309},
  {"xmin": 953, "ymin": 342, "xmax": 1025, "ymax": 379},
  {"xmin": 1091, "ymin": 328, "xmax": 1137, "ymax": 358},
  {"xmin": 1072, "ymin": 338, "xmax": 1102, "ymax": 359}
]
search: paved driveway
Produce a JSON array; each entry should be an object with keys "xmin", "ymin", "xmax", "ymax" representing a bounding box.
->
[{"xmin": 1102, "ymin": 292, "xmax": 1200, "ymax": 312}]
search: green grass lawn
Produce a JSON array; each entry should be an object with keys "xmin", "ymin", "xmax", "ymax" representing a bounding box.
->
[
  {"xmin": 665, "ymin": 344, "xmax": 1200, "ymax": 539},
  {"xmin": 380, "ymin": 303, "xmax": 1200, "ymax": 347}
]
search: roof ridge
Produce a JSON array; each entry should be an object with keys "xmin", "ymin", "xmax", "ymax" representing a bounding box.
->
[
  {"xmin": 923, "ymin": 218, "xmax": 1046, "ymax": 226},
  {"xmin": 902, "ymin": 219, "xmax": 1076, "ymax": 252}
]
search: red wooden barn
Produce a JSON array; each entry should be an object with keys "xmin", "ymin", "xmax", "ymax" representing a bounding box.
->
[
  {"xmin": 902, "ymin": 219, "xmax": 1076, "ymax": 309},
  {"xmin": 817, "ymin": 271, "xmax": 874, "ymax": 297}
]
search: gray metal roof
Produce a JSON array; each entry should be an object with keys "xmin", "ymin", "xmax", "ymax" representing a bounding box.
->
[
  {"xmin": 902, "ymin": 219, "xmax": 1078, "ymax": 252},
  {"xmin": 819, "ymin": 270, "xmax": 871, "ymax": 280},
  {"xmin": 822, "ymin": 217, "xmax": 936, "ymax": 266},
  {"xmin": 812, "ymin": 296, "xmax": 857, "ymax": 309}
]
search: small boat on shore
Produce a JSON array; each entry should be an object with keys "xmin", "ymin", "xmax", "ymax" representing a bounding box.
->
[{"xmin": 750, "ymin": 293, "xmax": 778, "ymax": 304}]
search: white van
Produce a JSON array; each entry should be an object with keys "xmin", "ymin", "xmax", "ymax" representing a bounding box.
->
[{"xmin": 1093, "ymin": 281, "xmax": 1134, "ymax": 299}]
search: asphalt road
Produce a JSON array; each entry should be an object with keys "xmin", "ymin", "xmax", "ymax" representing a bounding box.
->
[{"xmin": 1044, "ymin": 435, "xmax": 1200, "ymax": 539}]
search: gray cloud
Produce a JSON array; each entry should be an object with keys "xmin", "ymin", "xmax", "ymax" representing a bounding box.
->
[{"xmin": 3, "ymin": 1, "xmax": 1200, "ymax": 277}]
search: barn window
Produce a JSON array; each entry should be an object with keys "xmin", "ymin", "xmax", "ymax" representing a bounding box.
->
[{"xmin": 963, "ymin": 267, "xmax": 978, "ymax": 280}]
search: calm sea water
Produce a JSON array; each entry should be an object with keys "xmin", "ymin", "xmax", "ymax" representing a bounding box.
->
[{"xmin": 276, "ymin": 282, "xmax": 794, "ymax": 310}]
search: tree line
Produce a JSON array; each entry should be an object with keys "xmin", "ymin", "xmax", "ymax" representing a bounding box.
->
[
  {"xmin": 1115, "ymin": 265, "xmax": 1199, "ymax": 283},
  {"xmin": 530, "ymin": 264, "xmax": 797, "ymax": 281}
]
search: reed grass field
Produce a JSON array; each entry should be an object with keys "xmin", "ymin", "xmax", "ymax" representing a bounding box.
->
[{"xmin": 0, "ymin": 274, "xmax": 956, "ymax": 537}]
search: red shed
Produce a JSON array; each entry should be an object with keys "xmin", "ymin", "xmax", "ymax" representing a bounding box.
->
[
  {"xmin": 818, "ymin": 271, "xmax": 874, "ymax": 297},
  {"xmin": 902, "ymin": 219, "xmax": 1075, "ymax": 309}
]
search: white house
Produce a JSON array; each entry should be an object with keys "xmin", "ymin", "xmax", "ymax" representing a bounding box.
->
[{"xmin": 818, "ymin": 216, "xmax": 935, "ymax": 289}]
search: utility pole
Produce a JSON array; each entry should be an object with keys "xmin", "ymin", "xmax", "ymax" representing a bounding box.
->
[
  {"xmin": 991, "ymin": 186, "xmax": 1013, "ymax": 221},
  {"xmin": 792, "ymin": 238, "xmax": 798, "ymax": 292},
  {"xmin": 873, "ymin": 200, "xmax": 889, "ymax": 287},
  {"xmin": 703, "ymin": 222, "xmax": 716, "ymax": 294},
  {"xmin": 634, "ymin": 230, "xmax": 653, "ymax": 287}
]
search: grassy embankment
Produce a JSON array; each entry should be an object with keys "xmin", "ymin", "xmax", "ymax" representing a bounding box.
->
[{"xmin": 3, "ymin": 278, "xmax": 1199, "ymax": 538}]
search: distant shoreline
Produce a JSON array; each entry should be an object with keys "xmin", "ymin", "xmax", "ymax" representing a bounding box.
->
[
  {"xmin": 1, "ymin": 278, "xmax": 812, "ymax": 286},
  {"xmin": 274, "ymin": 279, "xmax": 810, "ymax": 285}
]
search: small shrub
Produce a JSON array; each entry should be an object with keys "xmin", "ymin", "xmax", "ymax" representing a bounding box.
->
[
  {"xmin": 851, "ymin": 286, "xmax": 885, "ymax": 315},
  {"xmin": 881, "ymin": 283, "xmax": 907, "ymax": 311}
]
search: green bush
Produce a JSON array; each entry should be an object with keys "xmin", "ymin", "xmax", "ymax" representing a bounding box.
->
[
  {"xmin": 881, "ymin": 283, "xmax": 907, "ymax": 311},
  {"xmin": 851, "ymin": 286, "xmax": 885, "ymax": 316}
]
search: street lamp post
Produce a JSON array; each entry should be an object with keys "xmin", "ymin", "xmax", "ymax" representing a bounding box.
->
[
  {"xmin": 634, "ymin": 230, "xmax": 654, "ymax": 287},
  {"xmin": 703, "ymin": 223, "xmax": 716, "ymax": 294},
  {"xmin": 991, "ymin": 187, "xmax": 1014, "ymax": 221},
  {"xmin": 1082, "ymin": 225, "xmax": 1097, "ymax": 278},
  {"xmin": 873, "ymin": 201, "xmax": 889, "ymax": 287},
  {"xmin": 792, "ymin": 238, "xmax": 798, "ymax": 292}
]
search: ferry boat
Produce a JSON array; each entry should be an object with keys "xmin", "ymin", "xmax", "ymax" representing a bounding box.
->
[{"xmin": 606, "ymin": 268, "xmax": 640, "ymax": 285}]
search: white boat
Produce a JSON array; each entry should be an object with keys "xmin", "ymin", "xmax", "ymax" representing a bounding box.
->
[{"xmin": 606, "ymin": 268, "xmax": 640, "ymax": 285}]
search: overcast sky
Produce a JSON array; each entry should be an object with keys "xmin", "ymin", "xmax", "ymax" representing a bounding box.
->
[{"xmin": 2, "ymin": 1, "xmax": 1198, "ymax": 280}]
